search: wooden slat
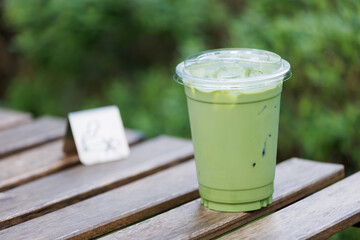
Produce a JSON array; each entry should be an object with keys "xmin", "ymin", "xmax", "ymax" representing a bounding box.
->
[
  {"xmin": 0, "ymin": 108, "xmax": 32, "ymax": 131},
  {"xmin": 0, "ymin": 136, "xmax": 193, "ymax": 230},
  {"xmin": 0, "ymin": 129, "xmax": 144, "ymax": 191},
  {"xmin": 221, "ymin": 172, "xmax": 360, "ymax": 240},
  {"xmin": 0, "ymin": 117, "xmax": 65, "ymax": 157},
  {"xmin": 0, "ymin": 159, "xmax": 344, "ymax": 240},
  {"xmin": 0, "ymin": 161, "xmax": 199, "ymax": 240},
  {"xmin": 121, "ymin": 129, "xmax": 144, "ymax": 146},
  {"xmin": 102, "ymin": 158, "xmax": 344, "ymax": 240}
]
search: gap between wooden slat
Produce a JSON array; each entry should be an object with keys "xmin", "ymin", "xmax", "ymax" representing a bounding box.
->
[
  {"xmin": 221, "ymin": 171, "xmax": 360, "ymax": 240},
  {"xmin": 0, "ymin": 108, "xmax": 32, "ymax": 131},
  {"xmin": 0, "ymin": 129, "xmax": 144, "ymax": 192},
  {"xmin": 0, "ymin": 135, "xmax": 193, "ymax": 230},
  {"xmin": 0, "ymin": 117, "xmax": 65, "ymax": 157},
  {"xmin": 0, "ymin": 158, "xmax": 343, "ymax": 240},
  {"xmin": 101, "ymin": 158, "xmax": 344, "ymax": 240}
]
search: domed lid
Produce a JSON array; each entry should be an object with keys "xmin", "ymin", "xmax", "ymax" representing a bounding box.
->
[{"xmin": 174, "ymin": 48, "xmax": 291, "ymax": 91}]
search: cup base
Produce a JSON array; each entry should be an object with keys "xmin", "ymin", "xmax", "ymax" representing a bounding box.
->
[
  {"xmin": 201, "ymin": 195, "xmax": 273, "ymax": 212},
  {"xmin": 199, "ymin": 182, "xmax": 274, "ymax": 212}
]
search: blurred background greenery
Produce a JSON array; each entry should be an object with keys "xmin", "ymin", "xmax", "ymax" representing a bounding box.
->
[{"xmin": 0, "ymin": 0, "xmax": 359, "ymax": 238}]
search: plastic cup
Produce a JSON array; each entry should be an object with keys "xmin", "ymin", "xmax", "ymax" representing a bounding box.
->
[{"xmin": 174, "ymin": 49, "xmax": 291, "ymax": 212}]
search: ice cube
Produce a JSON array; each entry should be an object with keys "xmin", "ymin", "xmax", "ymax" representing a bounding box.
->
[{"xmin": 216, "ymin": 66, "xmax": 247, "ymax": 79}]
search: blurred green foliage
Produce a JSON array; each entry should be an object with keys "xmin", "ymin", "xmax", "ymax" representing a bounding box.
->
[
  {"xmin": 2, "ymin": 1, "xmax": 360, "ymax": 237},
  {"xmin": 4, "ymin": 0, "xmax": 360, "ymax": 163},
  {"xmin": 4, "ymin": 0, "xmax": 360, "ymax": 158}
]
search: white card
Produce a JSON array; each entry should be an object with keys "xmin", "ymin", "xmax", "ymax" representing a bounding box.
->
[{"xmin": 66, "ymin": 106, "xmax": 130, "ymax": 165}]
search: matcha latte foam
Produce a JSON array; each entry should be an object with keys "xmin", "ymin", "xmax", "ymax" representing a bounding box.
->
[{"xmin": 174, "ymin": 49, "xmax": 291, "ymax": 212}]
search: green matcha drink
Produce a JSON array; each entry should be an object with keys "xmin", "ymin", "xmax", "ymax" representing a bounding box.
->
[{"xmin": 174, "ymin": 49, "xmax": 291, "ymax": 212}]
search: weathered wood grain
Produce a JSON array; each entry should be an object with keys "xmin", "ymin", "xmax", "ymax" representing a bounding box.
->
[
  {"xmin": 0, "ymin": 117, "xmax": 65, "ymax": 157},
  {"xmin": 103, "ymin": 158, "xmax": 344, "ymax": 240},
  {"xmin": 0, "ymin": 159, "xmax": 344, "ymax": 240},
  {"xmin": 0, "ymin": 161, "xmax": 199, "ymax": 240},
  {"xmin": 0, "ymin": 108, "xmax": 32, "ymax": 131},
  {"xmin": 0, "ymin": 136, "xmax": 193, "ymax": 230},
  {"xmin": 221, "ymin": 171, "xmax": 360, "ymax": 240},
  {"xmin": 0, "ymin": 129, "xmax": 144, "ymax": 191}
]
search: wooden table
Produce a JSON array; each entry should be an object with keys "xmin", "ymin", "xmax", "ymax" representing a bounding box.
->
[{"xmin": 0, "ymin": 108, "xmax": 359, "ymax": 240}]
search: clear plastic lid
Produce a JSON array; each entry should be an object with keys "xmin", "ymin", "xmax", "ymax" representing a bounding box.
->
[{"xmin": 174, "ymin": 48, "xmax": 291, "ymax": 91}]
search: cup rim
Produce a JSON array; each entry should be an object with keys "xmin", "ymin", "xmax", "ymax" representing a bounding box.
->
[{"xmin": 174, "ymin": 48, "xmax": 291, "ymax": 90}]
